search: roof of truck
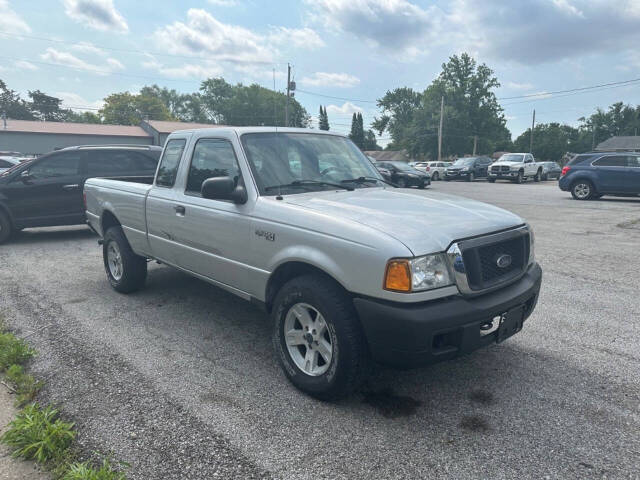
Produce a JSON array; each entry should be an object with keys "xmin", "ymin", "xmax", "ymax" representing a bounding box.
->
[{"xmin": 170, "ymin": 126, "xmax": 346, "ymax": 136}]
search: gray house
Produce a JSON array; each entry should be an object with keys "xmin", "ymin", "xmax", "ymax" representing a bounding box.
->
[{"xmin": 595, "ymin": 136, "xmax": 640, "ymax": 152}]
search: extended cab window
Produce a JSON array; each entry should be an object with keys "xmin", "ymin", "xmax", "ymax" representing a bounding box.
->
[
  {"xmin": 628, "ymin": 156, "xmax": 640, "ymax": 168},
  {"xmin": 28, "ymin": 153, "xmax": 81, "ymax": 179},
  {"xmin": 593, "ymin": 156, "xmax": 626, "ymax": 167},
  {"xmin": 186, "ymin": 139, "xmax": 240, "ymax": 194},
  {"xmin": 156, "ymin": 139, "xmax": 186, "ymax": 187}
]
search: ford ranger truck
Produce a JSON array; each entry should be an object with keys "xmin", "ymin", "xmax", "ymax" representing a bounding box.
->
[
  {"xmin": 84, "ymin": 127, "xmax": 542, "ymax": 399},
  {"xmin": 488, "ymin": 153, "xmax": 543, "ymax": 183}
]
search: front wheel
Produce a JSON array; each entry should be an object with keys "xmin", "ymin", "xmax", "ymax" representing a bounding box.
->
[
  {"xmin": 0, "ymin": 210, "xmax": 12, "ymax": 245},
  {"xmin": 514, "ymin": 171, "xmax": 524, "ymax": 184},
  {"xmin": 432, "ymin": 171, "xmax": 439, "ymax": 181},
  {"xmin": 396, "ymin": 178, "xmax": 407, "ymax": 188},
  {"xmin": 487, "ymin": 177, "xmax": 496, "ymax": 183},
  {"xmin": 467, "ymin": 172, "xmax": 475, "ymax": 182},
  {"xmin": 103, "ymin": 226, "xmax": 147, "ymax": 293},
  {"xmin": 272, "ymin": 274, "xmax": 369, "ymax": 400},
  {"xmin": 570, "ymin": 180, "xmax": 595, "ymax": 200}
]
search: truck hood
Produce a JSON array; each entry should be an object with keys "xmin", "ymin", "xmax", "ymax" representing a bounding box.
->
[
  {"xmin": 492, "ymin": 161, "xmax": 523, "ymax": 168},
  {"xmin": 282, "ymin": 188, "xmax": 524, "ymax": 255}
]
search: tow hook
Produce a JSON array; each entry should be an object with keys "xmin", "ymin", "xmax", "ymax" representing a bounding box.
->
[{"xmin": 480, "ymin": 321, "xmax": 493, "ymax": 331}]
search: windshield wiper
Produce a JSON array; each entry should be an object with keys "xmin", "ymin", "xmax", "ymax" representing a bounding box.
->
[
  {"xmin": 341, "ymin": 176, "xmax": 396, "ymax": 187},
  {"xmin": 265, "ymin": 179, "xmax": 354, "ymax": 192}
]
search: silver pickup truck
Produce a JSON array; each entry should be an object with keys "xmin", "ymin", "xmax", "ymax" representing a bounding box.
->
[{"xmin": 85, "ymin": 127, "xmax": 542, "ymax": 399}]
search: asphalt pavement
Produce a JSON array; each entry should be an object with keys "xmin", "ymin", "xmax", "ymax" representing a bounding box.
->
[{"xmin": 0, "ymin": 179, "xmax": 638, "ymax": 479}]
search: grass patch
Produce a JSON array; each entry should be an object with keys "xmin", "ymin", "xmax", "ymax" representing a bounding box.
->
[
  {"xmin": 62, "ymin": 459, "xmax": 128, "ymax": 480},
  {"xmin": 6, "ymin": 364, "xmax": 43, "ymax": 406},
  {"xmin": 0, "ymin": 403, "xmax": 75, "ymax": 464},
  {"xmin": 0, "ymin": 331, "xmax": 35, "ymax": 370}
]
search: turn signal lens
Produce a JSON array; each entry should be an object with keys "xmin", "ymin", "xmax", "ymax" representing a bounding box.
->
[{"xmin": 384, "ymin": 260, "xmax": 411, "ymax": 292}]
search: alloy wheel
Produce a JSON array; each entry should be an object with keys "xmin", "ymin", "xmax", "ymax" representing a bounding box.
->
[
  {"xmin": 106, "ymin": 241, "xmax": 124, "ymax": 281},
  {"xmin": 283, "ymin": 303, "xmax": 333, "ymax": 376}
]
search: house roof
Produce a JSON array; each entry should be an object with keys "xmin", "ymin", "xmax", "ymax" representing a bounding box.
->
[
  {"xmin": 364, "ymin": 150, "xmax": 411, "ymax": 162},
  {"xmin": 595, "ymin": 136, "xmax": 640, "ymax": 151},
  {"xmin": 145, "ymin": 120, "xmax": 221, "ymax": 133},
  {"xmin": 0, "ymin": 119, "xmax": 149, "ymax": 137}
]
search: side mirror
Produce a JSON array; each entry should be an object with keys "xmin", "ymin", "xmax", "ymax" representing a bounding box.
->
[
  {"xmin": 20, "ymin": 170, "xmax": 32, "ymax": 182},
  {"xmin": 201, "ymin": 176, "xmax": 247, "ymax": 204}
]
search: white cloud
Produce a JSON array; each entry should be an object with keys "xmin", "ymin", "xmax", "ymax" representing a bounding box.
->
[
  {"xmin": 63, "ymin": 0, "xmax": 128, "ymax": 33},
  {"xmin": 326, "ymin": 102, "xmax": 363, "ymax": 115},
  {"xmin": 71, "ymin": 42, "xmax": 107, "ymax": 56},
  {"xmin": 55, "ymin": 92, "xmax": 104, "ymax": 111},
  {"xmin": 268, "ymin": 27, "xmax": 325, "ymax": 50},
  {"xmin": 15, "ymin": 60, "xmax": 38, "ymax": 71},
  {"xmin": 307, "ymin": 0, "xmax": 442, "ymax": 56},
  {"xmin": 142, "ymin": 56, "xmax": 223, "ymax": 79},
  {"xmin": 447, "ymin": 0, "xmax": 640, "ymax": 64},
  {"xmin": 40, "ymin": 48, "xmax": 124, "ymax": 75},
  {"xmin": 505, "ymin": 81, "xmax": 534, "ymax": 91},
  {"xmin": 0, "ymin": 0, "xmax": 31, "ymax": 34},
  {"xmin": 152, "ymin": 9, "xmax": 273, "ymax": 64},
  {"xmin": 207, "ymin": 0, "xmax": 236, "ymax": 5},
  {"xmin": 301, "ymin": 72, "xmax": 360, "ymax": 88}
]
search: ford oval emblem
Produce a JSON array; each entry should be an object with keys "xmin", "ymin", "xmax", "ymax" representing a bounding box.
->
[{"xmin": 496, "ymin": 254, "xmax": 512, "ymax": 269}]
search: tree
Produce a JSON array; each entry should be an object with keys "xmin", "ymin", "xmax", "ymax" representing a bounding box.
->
[
  {"xmin": 199, "ymin": 77, "xmax": 310, "ymax": 127},
  {"xmin": 349, "ymin": 112, "xmax": 365, "ymax": 148},
  {"xmin": 363, "ymin": 129, "xmax": 380, "ymax": 150},
  {"xmin": 100, "ymin": 92, "xmax": 173, "ymax": 125},
  {"xmin": 0, "ymin": 79, "xmax": 34, "ymax": 120},
  {"xmin": 373, "ymin": 54, "xmax": 511, "ymax": 158},
  {"xmin": 318, "ymin": 106, "xmax": 329, "ymax": 130},
  {"xmin": 139, "ymin": 85, "xmax": 209, "ymax": 123},
  {"xmin": 513, "ymin": 123, "xmax": 582, "ymax": 161},
  {"xmin": 27, "ymin": 90, "xmax": 69, "ymax": 121}
]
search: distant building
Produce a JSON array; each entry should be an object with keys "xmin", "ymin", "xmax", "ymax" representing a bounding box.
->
[
  {"xmin": 595, "ymin": 136, "xmax": 640, "ymax": 152},
  {"xmin": 0, "ymin": 118, "xmax": 223, "ymax": 155},
  {"xmin": 364, "ymin": 150, "xmax": 413, "ymax": 162}
]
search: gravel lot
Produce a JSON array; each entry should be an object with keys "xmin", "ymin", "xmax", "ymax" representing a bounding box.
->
[{"xmin": 0, "ymin": 180, "xmax": 638, "ymax": 479}]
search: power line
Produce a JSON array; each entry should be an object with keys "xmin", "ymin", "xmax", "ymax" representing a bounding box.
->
[
  {"xmin": 497, "ymin": 77, "xmax": 640, "ymax": 100},
  {"xmin": 296, "ymin": 89, "xmax": 378, "ymax": 104}
]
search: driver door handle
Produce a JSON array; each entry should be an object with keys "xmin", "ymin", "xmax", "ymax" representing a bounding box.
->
[
  {"xmin": 62, "ymin": 184, "xmax": 79, "ymax": 190},
  {"xmin": 174, "ymin": 205, "xmax": 186, "ymax": 216}
]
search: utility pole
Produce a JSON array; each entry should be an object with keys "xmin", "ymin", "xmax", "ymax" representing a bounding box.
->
[
  {"xmin": 473, "ymin": 135, "xmax": 478, "ymax": 155},
  {"xmin": 529, "ymin": 109, "xmax": 536, "ymax": 154},
  {"xmin": 438, "ymin": 96, "xmax": 444, "ymax": 162},
  {"xmin": 285, "ymin": 63, "xmax": 291, "ymax": 127}
]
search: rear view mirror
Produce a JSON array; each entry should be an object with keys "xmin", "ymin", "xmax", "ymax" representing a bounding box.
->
[{"xmin": 201, "ymin": 176, "xmax": 247, "ymax": 204}]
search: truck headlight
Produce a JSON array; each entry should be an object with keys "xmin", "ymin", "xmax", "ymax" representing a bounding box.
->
[{"xmin": 384, "ymin": 254, "xmax": 453, "ymax": 292}]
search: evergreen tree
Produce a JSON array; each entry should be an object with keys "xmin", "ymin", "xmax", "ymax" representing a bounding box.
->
[{"xmin": 319, "ymin": 106, "xmax": 330, "ymax": 130}]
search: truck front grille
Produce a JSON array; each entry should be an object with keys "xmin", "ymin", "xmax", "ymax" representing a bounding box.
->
[
  {"xmin": 458, "ymin": 229, "xmax": 530, "ymax": 292},
  {"xmin": 491, "ymin": 165, "xmax": 510, "ymax": 173}
]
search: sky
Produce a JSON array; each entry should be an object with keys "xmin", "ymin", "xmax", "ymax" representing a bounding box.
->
[{"xmin": 1, "ymin": 0, "xmax": 640, "ymax": 146}]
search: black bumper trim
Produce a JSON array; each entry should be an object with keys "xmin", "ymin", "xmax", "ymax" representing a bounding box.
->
[{"xmin": 353, "ymin": 263, "xmax": 542, "ymax": 368}]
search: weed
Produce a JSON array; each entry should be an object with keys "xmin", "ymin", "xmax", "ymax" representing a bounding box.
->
[
  {"xmin": 0, "ymin": 403, "xmax": 75, "ymax": 464},
  {"xmin": 5, "ymin": 364, "xmax": 43, "ymax": 406},
  {"xmin": 62, "ymin": 459, "xmax": 128, "ymax": 480},
  {"xmin": 0, "ymin": 331, "xmax": 35, "ymax": 370}
]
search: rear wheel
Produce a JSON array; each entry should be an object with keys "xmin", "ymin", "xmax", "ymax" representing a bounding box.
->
[
  {"xmin": 103, "ymin": 226, "xmax": 147, "ymax": 293},
  {"xmin": 0, "ymin": 211, "xmax": 12, "ymax": 245},
  {"xmin": 570, "ymin": 180, "xmax": 595, "ymax": 200},
  {"xmin": 534, "ymin": 169, "xmax": 542, "ymax": 182},
  {"xmin": 432, "ymin": 171, "xmax": 439, "ymax": 181},
  {"xmin": 272, "ymin": 274, "xmax": 369, "ymax": 400}
]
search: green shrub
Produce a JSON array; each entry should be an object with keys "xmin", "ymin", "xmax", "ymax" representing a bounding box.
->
[
  {"xmin": 0, "ymin": 403, "xmax": 75, "ymax": 464},
  {"xmin": 62, "ymin": 459, "xmax": 127, "ymax": 480},
  {"xmin": 5, "ymin": 364, "xmax": 43, "ymax": 406},
  {"xmin": 0, "ymin": 332, "xmax": 35, "ymax": 370}
]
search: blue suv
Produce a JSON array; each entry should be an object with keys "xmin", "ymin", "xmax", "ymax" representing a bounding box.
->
[{"xmin": 558, "ymin": 152, "xmax": 640, "ymax": 200}]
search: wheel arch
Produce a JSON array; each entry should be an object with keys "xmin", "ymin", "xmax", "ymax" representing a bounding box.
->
[
  {"xmin": 101, "ymin": 210, "xmax": 122, "ymax": 236},
  {"xmin": 265, "ymin": 261, "xmax": 350, "ymax": 313},
  {"xmin": 0, "ymin": 202, "xmax": 14, "ymax": 227}
]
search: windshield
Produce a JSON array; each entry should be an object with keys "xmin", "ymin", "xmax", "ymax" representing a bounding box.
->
[
  {"xmin": 241, "ymin": 133, "xmax": 383, "ymax": 195},
  {"xmin": 452, "ymin": 158, "xmax": 476, "ymax": 166},
  {"xmin": 499, "ymin": 154, "xmax": 525, "ymax": 162},
  {"xmin": 0, "ymin": 158, "xmax": 32, "ymax": 177}
]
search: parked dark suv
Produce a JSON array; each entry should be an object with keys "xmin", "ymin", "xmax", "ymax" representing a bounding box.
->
[
  {"xmin": 0, "ymin": 145, "xmax": 162, "ymax": 243},
  {"xmin": 558, "ymin": 152, "xmax": 640, "ymax": 200},
  {"xmin": 444, "ymin": 156, "xmax": 493, "ymax": 181}
]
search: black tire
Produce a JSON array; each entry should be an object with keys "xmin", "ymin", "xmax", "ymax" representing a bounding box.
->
[
  {"xmin": 514, "ymin": 171, "xmax": 524, "ymax": 184},
  {"xmin": 534, "ymin": 169, "xmax": 542, "ymax": 182},
  {"xmin": 432, "ymin": 171, "xmax": 439, "ymax": 181},
  {"xmin": 467, "ymin": 172, "xmax": 475, "ymax": 182},
  {"xmin": 570, "ymin": 180, "xmax": 595, "ymax": 200},
  {"xmin": 103, "ymin": 226, "xmax": 147, "ymax": 293},
  {"xmin": 396, "ymin": 178, "xmax": 407, "ymax": 188},
  {"xmin": 444, "ymin": 176, "xmax": 450, "ymax": 181},
  {"xmin": 0, "ymin": 210, "xmax": 12, "ymax": 245},
  {"xmin": 272, "ymin": 274, "xmax": 369, "ymax": 400},
  {"xmin": 542, "ymin": 173, "xmax": 548, "ymax": 181},
  {"xmin": 487, "ymin": 177, "xmax": 496, "ymax": 183}
]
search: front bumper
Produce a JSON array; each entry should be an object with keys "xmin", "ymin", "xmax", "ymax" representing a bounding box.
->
[
  {"xmin": 489, "ymin": 171, "xmax": 518, "ymax": 179},
  {"xmin": 445, "ymin": 171, "xmax": 469, "ymax": 179},
  {"xmin": 558, "ymin": 176, "xmax": 571, "ymax": 191},
  {"xmin": 353, "ymin": 262, "xmax": 542, "ymax": 368}
]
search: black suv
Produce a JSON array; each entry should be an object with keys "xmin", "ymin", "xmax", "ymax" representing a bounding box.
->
[
  {"xmin": 0, "ymin": 145, "xmax": 162, "ymax": 243},
  {"xmin": 444, "ymin": 156, "xmax": 493, "ymax": 181}
]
